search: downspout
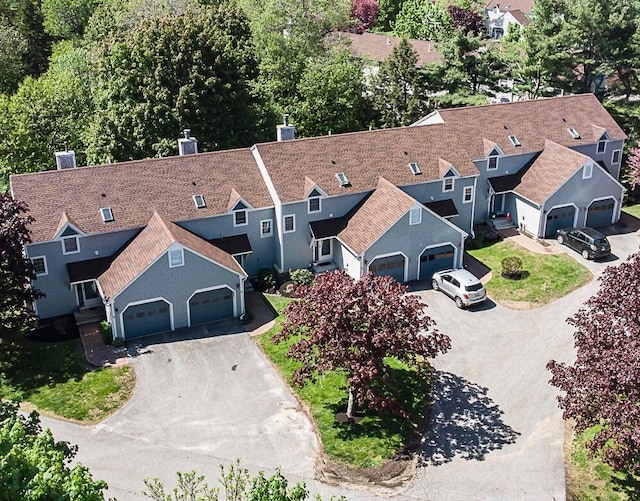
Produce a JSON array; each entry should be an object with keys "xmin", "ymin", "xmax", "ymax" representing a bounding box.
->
[{"xmin": 470, "ymin": 175, "xmax": 478, "ymax": 238}]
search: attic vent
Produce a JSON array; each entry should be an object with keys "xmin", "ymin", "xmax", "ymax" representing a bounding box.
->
[
  {"xmin": 100, "ymin": 207, "xmax": 114, "ymax": 222},
  {"xmin": 336, "ymin": 172, "xmax": 350, "ymax": 187},
  {"xmin": 55, "ymin": 151, "xmax": 76, "ymax": 170},
  {"xmin": 193, "ymin": 194, "xmax": 206, "ymax": 209},
  {"xmin": 509, "ymin": 135, "xmax": 521, "ymax": 147},
  {"xmin": 568, "ymin": 128, "xmax": 581, "ymax": 139},
  {"xmin": 409, "ymin": 162, "xmax": 421, "ymax": 175}
]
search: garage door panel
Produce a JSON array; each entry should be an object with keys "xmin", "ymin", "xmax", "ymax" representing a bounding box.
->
[
  {"xmin": 369, "ymin": 255, "xmax": 405, "ymax": 282},
  {"xmin": 419, "ymin": 246, "xmax": 455, "ymax": 280},
  {"xmin": 123, "ymin": 300, "xmax": 171, "ymax": 339},
  {"xmin": 586, "ymin": 199, "xmax": 615, "ymax": 228},
  {"xmin": 545, "ymin": 206, "xmax": 576, "ymax": 238},
  {"xmin": 189, "ymin": 288, "xmax": 234, "ymax": 327}
]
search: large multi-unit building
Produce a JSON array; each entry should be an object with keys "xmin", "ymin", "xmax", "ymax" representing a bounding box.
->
[{"xmin": 10, "ymin": 94, "xmax": 626, "ymax": 340}]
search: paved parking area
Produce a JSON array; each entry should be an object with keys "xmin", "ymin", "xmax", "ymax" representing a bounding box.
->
[{"xmin": 41, "ymin": 225, "xmax": 639, "ymax": 500}]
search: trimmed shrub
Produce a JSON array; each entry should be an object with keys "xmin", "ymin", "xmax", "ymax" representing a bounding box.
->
[
  {"xmin": 290, "ymin": 268, "xmax": 314, "ymax": 285},
  {"xmin": 501, "ymin": 256, "xmax": 523, "ymax": 279}
]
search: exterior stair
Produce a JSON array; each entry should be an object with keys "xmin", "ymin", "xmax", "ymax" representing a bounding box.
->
[{"xmin": 492, "ymin": 216, "xmax": 516, "ymax": 231}]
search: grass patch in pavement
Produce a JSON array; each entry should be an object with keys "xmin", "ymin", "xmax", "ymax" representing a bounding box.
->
[
  {"xmin": 622, "ymin": 203, "xmax": 640, "ymax": 220},
  {"xmin": 467, "ymin": 238, "xmax": 591, "ymax": 306},
  {"xmin": 0, "ymin": 333, "xmax": 134, "ymax": 422},
  {"xmin": 258, "ymin": 294, "xmax": 432, "ymax": 468},
  {"xmin": 567, "ymin": 425, "xmax": 640, "ymax": 500}
]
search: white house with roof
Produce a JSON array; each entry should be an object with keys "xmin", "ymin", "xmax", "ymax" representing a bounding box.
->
[
  {"xmin": 10, "ymin": 94, "xmax": 626, "ymax": 341},
  {"xmin": 484, "ymin": 0, "xmax": 533, "ymax": 38}
]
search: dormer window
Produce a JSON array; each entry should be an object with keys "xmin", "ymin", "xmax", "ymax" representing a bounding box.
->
[
  {"xmin": 100, "ymin": 207, "xmax": 114, "ymax": 222},
  {"xmin": 336, "ymin": 172, "xmax": 350, "ymax": 187},
  {"xmin": 308, "ymin": 197, "xmax": 321, "ymax": 213},
  {"xmin": 232, "ymin": 201, "xmax": 248, "ymax": 226},
  {"xmin": 443, "ymin": 178, "xmax": 454, "ymax": 192},
  {"xmin": 597, "ymin": 135, "xmax": 608, "ymax": 154},
  {"xmin": 568, "ymin": 128, "xmax": 581, "ymax": 139},
  {"xmin": 62, "ymin": 236, "xmax": 80, "ymax": 255},
  {"xmin": 509, "ymin": 135, "xmax": 521, "ymax": 147},
  {"xmin": 409, "ymin": 162, "xmax": 421, "ymax": 175},
  {"xmin": 193, "ymin": 195, "xmax": 206, "ymax": 209}
]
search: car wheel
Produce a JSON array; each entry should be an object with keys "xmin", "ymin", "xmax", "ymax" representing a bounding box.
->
[
  {"xmin": 455, "ymin": 296, "xmax": 464, "ymax": 309},
  {"xmin": 581, "ymin": 249, "xmax": 590, "ymax": 259},
  {"xmin": 557, "ymin": 234, "xmax": 564, "ymax": 245},
  {"xmin": 432, "ymin": 279, "xmax": 440, "ymax": 291}
]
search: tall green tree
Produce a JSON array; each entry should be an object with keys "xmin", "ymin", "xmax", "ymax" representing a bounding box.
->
[
  {"xmin": 239, "ymin": 0, "xmax": 350, "ymax": 116},
  {"xmin": 0, "ymin": 17, "xmax": 27, "ymax": 94},
  {"xmin": 0, "ymin": 401, "xmax": 106, "ymax": 499},
  {"xmin": 0, "ymin": 43, "xmax": 94, "ymax": 184},
  {"xmin": 394, "ymin": 0, "xmax": 451, "ymax": 41},
  {"xmin": 87, "ymin": 1, "xmax": 263, "ymax": 163},
  {"xmin": 293, "ymin": 49, "xmax": 368, "ymax": 137},
  {"xmin": 13, "ymin": 0, "xmax": 52, "ymax": 77},
  {"xmin": 371, "ymin": 37, "xmax": 430, "ymax": 127},
  {"xmin": 41, "ymin": 0, "xmax": 98, "ymax": 38}
]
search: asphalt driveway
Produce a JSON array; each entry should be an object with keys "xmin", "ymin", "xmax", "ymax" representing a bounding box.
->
[{"xmin": 41, "ymin": 225, "xmax": 639, "ymax": 500}]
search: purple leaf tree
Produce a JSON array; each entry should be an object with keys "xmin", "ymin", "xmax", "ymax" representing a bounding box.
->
[
  {"xmin": 447, "ymin": 5, "xmax": 484, "ymax": 36},
  {"xmin": 0, "ymin": 193, "xmax": 42, "ymax": 336},
  {"xmin": 547, "ymin": 252, "xmax": 640, "ymax": 472},
  {"xmin": 628, "ymin": 146, "xmax": 640, "ymax": 189},
  {"xmin": 351, "ymin": 0, "xmax": 380, "ymax": 33},
  {"xmin": 274, "ymin": 270, "xmax": 451, "ymax": 418}
]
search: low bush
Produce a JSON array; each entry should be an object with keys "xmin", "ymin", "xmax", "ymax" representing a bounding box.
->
[
  {"xmin": 256, "ymin": 268, "xmax": 276, "ymax": 292},
  {"xmin": 290, "ymin": 268, "xmax": 313, "ymax": 285},
  {"xmin": 501, "ymin": 256, "xmax": 523, "ymax": 279},
  {"xmin": 99, "ymin": 321, "xmax": 112, "ymax": 345}
]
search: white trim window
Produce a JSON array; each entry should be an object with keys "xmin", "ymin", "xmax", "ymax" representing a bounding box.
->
[
  {"xmin": 582, "ymin": 163, "xmax": 593, "ymax": 179},
  {"xmin": 463, "ymin": 186, "xmax": 473, "ymax": 203},
  {"xmin": 31, "ymin": 256, "xmax": 47, "ymax": 276},
  {"xmin": 260, "ymin": 219, "xmax": 273, "ymax": 238},
  {"xmin": 612, "ymin": 149, "xmax": 621, "ymax": 164},
  {"xmin": 168, "ymin": 248, "xmax": 184, "ymax": 268},
  {"xmin": 234, "ymin": 209, "xmax": 247, "ymax": 227},
  {"xmin": 62, "ymin": 236, "xmax": 80, "ymax": 255},
  {"xmin": 443, "ymin": 177, "xmax": 454, "ymax": 192},
  {"xmin": 409, "ymin": 207, "xmax": 421, "ymax": 225},
  {"xmin": 597, "ymin": 138, "xmax": 607, "ymax": 154},
  {"xmin": 487, "ymin": 155, "xmax": 499, "ymax": 170},
  {"xmin": 283, "ymin": 214, "xmax": 295, "ymax": 233},
  {"xmin": 308, "ymin": 196, "xmax": 321, "ymax": 213}
]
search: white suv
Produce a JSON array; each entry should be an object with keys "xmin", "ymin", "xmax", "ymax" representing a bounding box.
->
[{"xmin": 431, "ymin": 269, "xmax": 486, "ymax": 308}]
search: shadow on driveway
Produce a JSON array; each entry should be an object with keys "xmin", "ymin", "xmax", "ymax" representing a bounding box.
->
[{"xmin": 419, "ymin": 371, "xmax": 520, "ymax": 466}]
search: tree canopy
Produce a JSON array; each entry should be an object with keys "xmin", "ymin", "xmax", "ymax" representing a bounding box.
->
[
  {"xmin": 0, "ymin": 194, "xmax": 42, "ymax": 336},
  {"xmin": 275, "ymin": 270, "xmax": 451, "ymax": 418},
  {"xmin": 547, "ymin": 252, "xmax": 640, "ymax": 472},
  {"xmin": 0, "ymin": 401, "xmax": 107, "ymax": 500}
]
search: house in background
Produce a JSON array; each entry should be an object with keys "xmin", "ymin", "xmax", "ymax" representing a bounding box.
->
[
  {"xmin": 10, "ymin": 94, "xmax": 626, "ymax": 341},
  {"xmin": 484, "ymin": 0, "xmax": 533, "ymax": 39}
]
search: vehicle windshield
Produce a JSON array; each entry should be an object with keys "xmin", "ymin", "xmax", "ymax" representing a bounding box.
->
[{"xmin": 465, "ymin": 283, "xmax": 483, "ymax": 292}]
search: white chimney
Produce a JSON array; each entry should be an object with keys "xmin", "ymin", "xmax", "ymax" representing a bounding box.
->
[
  {"xmin": 55, "ymin": 150, "xmax": 76, "ymax": 170},
  {"xmin": 178, "ymin": 129, "xmax": 198, "ymax": 156},
  {"xmin": 277, "ymin": 114, "xmax": 295, "ymax": 141}
]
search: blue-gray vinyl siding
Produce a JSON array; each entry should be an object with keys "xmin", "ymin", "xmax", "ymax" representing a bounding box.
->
[
  {"xmin": 572, "ymin": 139, "xmax": 625, "ymax": 179},
  {"xmin": 363, "ymin": 208, "xmax": 464, "ymax": 282},
  {"xmin": 110, "ymin": 248, "xmax": 242, "ymax": 339},
  {"xmin": 178, "ymin": 209, "xmax": 276, "ymax": 277},
  {"xmin": 27, "ymin": 229, "xmax": 139, "ymax": 319},
  {"xmin": 541, "ymin": 165, "xmax": 623, "ymax": 237},
  {"xmin": 280, "ymin": 192, "xmax": 369, "ymax": 271}
]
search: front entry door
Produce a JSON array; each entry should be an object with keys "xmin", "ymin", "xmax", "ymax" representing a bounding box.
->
[
  {"xmin": 76, "ymin": 281, "xmax": 102, "ymax": 308},
  {"xmin": 313, "ymin": 239, "xmax": 332, "ymax": 263},
  {"xmin": 491, "ymin": 193, "xmax": 504, "ymax": 214}
]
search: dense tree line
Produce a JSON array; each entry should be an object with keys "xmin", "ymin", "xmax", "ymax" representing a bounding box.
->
[{"xmin": 1, "ymin": 0, "xmax": 640, "ymax": 188}]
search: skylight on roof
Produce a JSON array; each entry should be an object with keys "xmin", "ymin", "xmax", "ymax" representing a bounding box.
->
[
  {"xmin": 336, "ymin": 172, "xmax": 350, "ymax": 187},
  {"xmin": 409, "ymin": 162, "xmax": 421, "ymax": 175},
  {"xmin": 568, "ymin": 127, "xmax": 581, "ymax": 139},
  {"xmin": 193, "ymin": 194, "xmax": 206, "ymax": 209},
  {"xmin": 100, "ymin": 207, "xmax": 114, "ymax": 223},
  {"xmin": 509, "ymin": 135, "xmax": 521, "ymax": 147}
]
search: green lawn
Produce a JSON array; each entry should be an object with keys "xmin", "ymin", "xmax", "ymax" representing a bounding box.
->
[
  {"xmin": 467, "ymin": 238, "xmax": 592, "ymax": 306},
  {"xmin": 622, "ymin": 203, "xmax": 640, "ymax": 219},
  {"xmin": 568, "ymin": 426, "xmax": 640, "ymax": 500},
  {"xmin": 0, "ymin": 333, "xmax": 134, "ymax": 422},
  {"xmin": 258, "ymin": 294, "xmax": 432, "ymax": 468}
]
